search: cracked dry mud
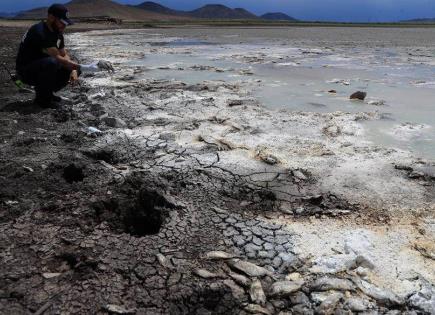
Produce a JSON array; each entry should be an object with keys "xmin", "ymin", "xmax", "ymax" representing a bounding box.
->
[{"xmin": 1, "ymin": 27, "xmax": 435, "ymax": 314}]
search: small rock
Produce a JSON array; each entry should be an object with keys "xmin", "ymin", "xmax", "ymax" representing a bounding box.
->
[
  {"xmin": 86, "ymin": 126, "xmax": 102, "ymax": 136},
  {"xmin": 344, "ymin": 297, "xmax": 371, "ymax": 312},
  {"xmin": 193, "ymin": 268, "xmax": 219, "ymax": 279},
  {"xmin": 407, "ymin": 280, "xmax": 435, "ymax": 313},
  {"xmin": 229, "ymin": 272, "xmax": 251, "ymax": 287},
  {"xmin": 323, "ymin": 125, "xmax": 341, "ymax": 137},
  {"xmin": 350, "ymin": 91, "xmax": 367, "ymax": 101},
  {"xmin": 293, "ymin": 170, "xmax": 307, "ymax": 180},
  {"xmin": 89, "ymin": 92, "xmax": 106, "ymax": 100},
  {"xmin": 223, "ymin": 279, "xmax": 246, "ymax": 301},
  {"xmin": 239, "ymin": 69, "xmax": 254, "ymax": 75},
  {"xmin": 272, "ymin": 256, "xmax": 283, "ymax": 268},
  {"xmin": 42, "ymin": 273, "xmax": 61, "ymax": 279},
  {"xmin": 311, "ymin": 291, "xmax": 336, "ymax": 304},
  {"xmin": 409, "ymin": 171, "xmax": 425, "ymax": 179},
  {"xmin": 355, "ymin": 255, "xmax": 375, "ymax": 270},
  {"xmin": 394, "ymin": 164, "xmax": 413, "ymax": 172},
  {"xmin": 289, "ymin": 291, "xmax": 310, "ymax": 305},
  {"xmin": 255, "ymin": 146, "xmax": 279, "ymax": 165},
  {"xmin": 203, "ymin": 251, "xmax": 237, "ymax": 260},
  {"xmin": 310, "ymin": 277, "xmax": 355, "ymax": 292},
  {"xmin": 294, "ymin": 207, "xmax": 305, "ymax": 215},
  {"xmin": 156, "ymin": 253, "xmax": 173, "ymax": 269},
  {"xmin": 316, "ymin": 292, "xmax": 343, "ymax": 314},
  {"xmin": 228, "ymin": 99, "xmax": 243, "ymax": 107},
  {"xmin": 103, "ymin": 304, "xmax": 136, "ymax": 314},
  {"xmin": 244, "ymin": 304, "xmax": 271, "ymax": 315},
  {"xmin": 344, "ymin": 233, "xmax": 375, "ymax": 269},
  {"xmin": 158, "ymin": 132, "xmax": 176, "ymax": 141},
  {"xmin": 310, "ymin": 254, "xmax": 358, "ymax": 274},
  {"xmin": 355, "ymin": 266, "xmax": 369, "ymax": 277},
  {"xmin": 290, "ymin": 304, "xmax": 314, "ymax": 315},
  {"xmin": 270, "ymin": 280, "xmax": 304, "ymax": 297},
  {"xmin": 414, "ymin": 240, "xmax": 435, "ymax": 260},
  {"xmin": 285, "ymin": 273, "xmax": 302, "ymax": 282},
  {"xmin": 261, "ymin": 154, "xmax": 278, "ymax": 165},
  {"xmin": 227, "ymin": 259, "xmax": 274, "ymax": 277},
  {"xmin": 23, "ymin": 166, "xmax": 34, "ymax": 172},
  {"xmin": 368, "ymin": 100, "xmax": 385, "ymax": 106},
  {"xmin": 355, "ymin": 279, "xmax": 404, "ymax": 306},
  {"xmin": 249, "ymin": 279, "xmax": 267, "ymax": 305}
]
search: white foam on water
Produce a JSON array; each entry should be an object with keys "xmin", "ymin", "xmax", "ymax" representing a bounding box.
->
[{"xmin": 385, "ymin": 123, "xmax": 432, "ymax": 142}]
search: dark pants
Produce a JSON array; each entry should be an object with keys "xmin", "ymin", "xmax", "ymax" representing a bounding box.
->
[{"xmin": 18, "ymin": 57, "xmax": 72, "ymax": 102}]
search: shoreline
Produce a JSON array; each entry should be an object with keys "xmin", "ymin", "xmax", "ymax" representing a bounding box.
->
[{"xmin": 3, "ymin": 18, "xmax": 435, "ymax": 29}]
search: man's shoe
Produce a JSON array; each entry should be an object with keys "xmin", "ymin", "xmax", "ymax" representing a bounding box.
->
[
  {"xmin": 52, "ymin": 94, "xmax": 63, "ymax": 102},
  {"xmin": 34, "ymin": 97, "xmax": 59, "ymax": 109}
]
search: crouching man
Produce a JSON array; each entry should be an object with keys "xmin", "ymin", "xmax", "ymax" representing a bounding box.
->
[{"xmin": 16, "ymin": 4, "xmax": 113, "ymax": 108}]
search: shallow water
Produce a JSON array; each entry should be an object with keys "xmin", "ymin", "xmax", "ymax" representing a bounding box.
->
[{"xmin": 86, "ymin": 29, "xmax": 435, "ymax": 159}]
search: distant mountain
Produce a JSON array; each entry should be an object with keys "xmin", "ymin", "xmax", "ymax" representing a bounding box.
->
[
  {"xmin": 16, "ymin": 0, "xmax": 186, "ymax": 21},
  {"xmin": 188, "ymin": 4, "xmax": 258, "ymax": 19},
  {"xmin": 136, "ymin": 2, "xmax": 258, "ymax": 19},
  {"xmin": 17, "ymin": 0, "xmax": 298, "ymax": 22},
  {"xmin": 261, "ymin": 12, "xmax": 297, "ymax": 21},
  {"xmin": 401, "ymin": 18, "xmax": 435, "ymax": 23},
  {"xmin": 134, "ymin": 1, "xmax": 186, "ymax": 16},
  {"xmin": 136, "ymin": 2, "xmax": 300, "ymax": 21},
  {"xmin": 0, "ymin": 12, "xmax": 16, "ymax": 18}
]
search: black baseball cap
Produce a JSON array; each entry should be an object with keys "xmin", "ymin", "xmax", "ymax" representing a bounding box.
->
[{"xmin": 48, "ymin": 4, "xmax": 73, "ymax": 26}]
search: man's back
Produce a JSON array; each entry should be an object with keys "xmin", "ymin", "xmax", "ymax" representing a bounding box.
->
[{"xmin": 16, "ymin": 21, "xmax": 64, "ymax": 72}]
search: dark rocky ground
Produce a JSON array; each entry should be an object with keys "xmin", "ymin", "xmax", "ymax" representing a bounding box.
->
[{"xmin": 0, "ymin": 26, "xmax": 433, "ymax": 315}]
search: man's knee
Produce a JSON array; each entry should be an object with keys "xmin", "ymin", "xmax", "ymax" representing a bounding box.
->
[
  {"xmin": 43, "ymin": 57, "xmax": 61, "ymax": 71},
  {"xmin": 20, "ymin": 57, "xmax": 60, "ymax": 85}
]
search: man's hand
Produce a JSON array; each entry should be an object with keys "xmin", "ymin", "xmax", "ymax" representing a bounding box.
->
[
  {"xmin": 70, "ymin": 70, "xmax": 79, "ymax": 86},
  {"xmin": 80, "ymin": 60, "xmax": 115, "ymax": 73}
]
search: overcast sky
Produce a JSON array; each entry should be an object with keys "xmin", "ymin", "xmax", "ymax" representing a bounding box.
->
[{"xmin": 2, "ymin": 0, "xmax": 435, "ymax": 22}]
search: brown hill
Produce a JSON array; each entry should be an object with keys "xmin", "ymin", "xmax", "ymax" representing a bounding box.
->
[
  {"xmin": 16, "ymin": 0, "xmax": 186, "ymax": 21},
  {"xmin": 188, "ymin": 5, "xmax": 258, "ymax": 19},
  {"xmin": 135, "ymin": 2, "xmax": 259, "ymax": 20}
]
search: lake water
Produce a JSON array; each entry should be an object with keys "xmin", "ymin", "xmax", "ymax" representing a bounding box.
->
[{"xmin": 90, "ymin": 28, "xmax": 435, "ymax": 159}]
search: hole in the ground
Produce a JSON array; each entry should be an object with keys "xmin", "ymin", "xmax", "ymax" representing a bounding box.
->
[
  {"xmin": 124, "ymin": 189, "xmax": 172, "ymax": 236},
  {"xmin": 63, "ymin": 164, "xmax": 85, "ymax": 183},
  {"xmin": 83, "ymin": 148, "xmax": 119, "ymax": 164},
  {"xmin": 92, "ymin": 188, "xmax": 175, "ymax": 237}
]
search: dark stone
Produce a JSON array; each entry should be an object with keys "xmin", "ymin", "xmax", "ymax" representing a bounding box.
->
[
  {"xmin": 394, "ymin": 164, "xmax": 413, "ymax": 172},
  {"xmin": 289, "ymin": 292, "xmax": 310, "ymax": 306},
  {"xmin": 349, "ymin": 91, "xmax": 367, "ymax": 100},
  {"xmin": 291, "ymin": 304, "xmax": 314, "ymax": 315}
]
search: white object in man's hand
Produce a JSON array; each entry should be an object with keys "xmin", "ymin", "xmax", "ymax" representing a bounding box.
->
[
  {"xmin": 80, "ymin": 61, "xmax": 99, "ymax": 73},
  {"xmin": 80, "ymin": 60, "xmax": 115, "ymax": 73}
]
